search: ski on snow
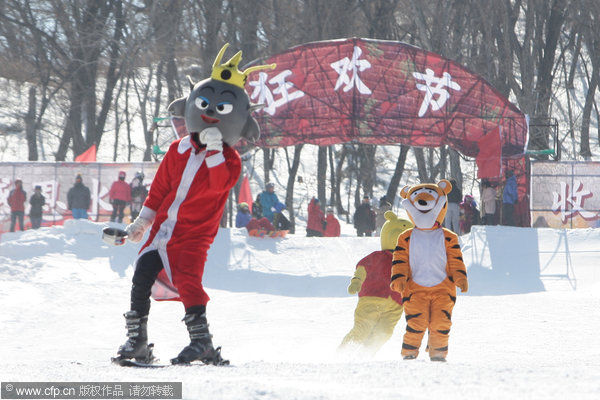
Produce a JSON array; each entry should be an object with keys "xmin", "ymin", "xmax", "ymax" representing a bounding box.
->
[{"xmin": 111, "ymin": 344, "xmax": 230, "ymax": 368}]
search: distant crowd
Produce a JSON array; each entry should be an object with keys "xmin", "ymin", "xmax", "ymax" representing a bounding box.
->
[
  {"xmin": 5, "ymin": 170, "xmax": 148, "ymax": 232},
  {"xmin": 5, "ymin": 170, "xmax": 518, "ymax": 235}
]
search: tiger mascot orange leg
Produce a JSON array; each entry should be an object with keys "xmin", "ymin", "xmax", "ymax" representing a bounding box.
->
[{"xmin": 401, "ymin": 283, "xmax": 455, "ymax": 360}]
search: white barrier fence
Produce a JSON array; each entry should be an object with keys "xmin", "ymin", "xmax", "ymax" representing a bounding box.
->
[{"xmin": 0, "ymin": 162, "xmax": 159, "ymax": 234}]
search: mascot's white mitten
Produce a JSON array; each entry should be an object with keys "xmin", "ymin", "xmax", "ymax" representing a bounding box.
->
[
  {"xmin": 199, "ymin": 127, "xmax": 223, "ymax": 152},
  {"xmin": 125, "ymin": 206, "xmax": 155, "ymax": 243}
]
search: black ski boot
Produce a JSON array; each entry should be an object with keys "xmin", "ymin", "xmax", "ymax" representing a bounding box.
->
[
  {"xmin": 170, "ymin": 309, "xmax": 229, "ymax": 366},
  {"xmin": 113, "ymin": 311, "xmax": 155, "ymax": 363}
]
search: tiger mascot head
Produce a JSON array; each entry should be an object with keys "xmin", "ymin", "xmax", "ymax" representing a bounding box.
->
[
  {"xmin": 380, "ymin": 211, "xmax": 413, "ymax": 250},
  {"xmin": 400, "ymin": 180, "xmax": 452, "ymax": 230}
]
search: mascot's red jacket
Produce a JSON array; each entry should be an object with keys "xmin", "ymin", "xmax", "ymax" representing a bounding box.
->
[
  {"xmin": 357, "ymin": 251, "xmax": 403, "ymax": 304},
  {"xmin": 137, "ymin": 136, "xmax": 241, "ymax": 307}
]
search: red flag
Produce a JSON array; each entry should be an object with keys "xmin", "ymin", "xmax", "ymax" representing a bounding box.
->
[
  {"xmin": 238, "ymin": 175, "xmax": 253, "ymax": 213},
  {"xmin": 476, "ymin": 126, "xmax": 502, "ymax": 179},
  {"xmin": 75, "ymin": 145, "xmax": 97, "ymax": 162}
]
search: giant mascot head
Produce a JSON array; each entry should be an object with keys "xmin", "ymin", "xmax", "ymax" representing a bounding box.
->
[
  {"xmin": 380, "ymin": 211, "xmax": 413, "ymax": 250},
  {"xmin": 168, "ymin": 43, "xmax": 275, "ymax": 146},
  {"xmin": 400, "ymin": 180, "xmax": 452, "ymax": 230}
]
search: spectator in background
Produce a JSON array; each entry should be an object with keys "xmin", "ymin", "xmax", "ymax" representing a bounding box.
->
[
  {"xmin": 306, "ymin": 197, "xmax": 326, "ymax": 237},
  {"xmin": 445, "ymin": 178, "xmax": 462, "ymax": 233},
  {"xmin": 29, "ymin": 185, "xmax": 46, "ymax": 229},
  {"xmin": 459, "ymin": 194, "xmax": 479, "ymax": 235},
  {"xmin": 252, "ymin": 194, "xmax": 263, "ymax": 219},
  {"xmin": 68, "ymin": 174, "xmax": 91, "ymax": 220},
  {"xmin": 353, "ymin": 195, "xmax": 376, "ymax": 237},
  {"xmin": 8, "ymin": 179, "xmax": 26, "ymax": 232},
  {"xmin": 130, "ymin": 171, "xmax": 148, "ymax": 222},
  {"xmin": 502, "ymin": 170, "xmax": 518, "ymax": 226},
  {"xmin": 246, "ymin": 216, "xmax": 275, "ymax": 233},
  {"xmin": 324, "ymin": 207, "xmax": 341, "ymax": 237},
  {"xmin": 236, "ymin": 202, "xmax": 252, "ymax": 228},
  {"xmin": 109, "ymin": 171, "xmax": 132, "ymax": 223},
  {"xmin": 259, "ymin": 182, "xmax": 279, "ymax": 222},
  {"xmin": 375, "ymin": 196, "xmax": 392, "ymax": 236},
  {"xmin": 273, "ymin": 202, "xmax": 291, "ymax": 231},
  {"xmin": 481, "ymin": 180, "xmax": 497, "ymax": 225}
]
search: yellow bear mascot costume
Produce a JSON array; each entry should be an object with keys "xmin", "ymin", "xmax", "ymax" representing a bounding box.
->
[
  {"xmin": 390, "ymin": 180, "xmax": 468, "ymax": 362},
  {"xmin": 339, "ymin": 211, "xmax": 413, "ymax": 356}
]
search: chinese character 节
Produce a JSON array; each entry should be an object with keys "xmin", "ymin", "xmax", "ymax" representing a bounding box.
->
[{"xmin": 413, "ymin": 68, "xmax": 461, "ymax": 117}]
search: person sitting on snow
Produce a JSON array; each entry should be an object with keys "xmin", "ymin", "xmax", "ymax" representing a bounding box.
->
[
  {"xmin": 245, "ymin": 216, "xmax": 275, "ymax": 233},
  {"xmin": 252, "ymin": 194, "xmax": 263, "ymax": 219},
  {"xmin": 236, "ymin": 202, "xmax": 252, "ymax": 228},
  {"xmin": 338, "ymin": 211, "xmax": 413, "ymax": 356},
  {"xmin": 259, "ymin": 182, "xmax": 280, "ymax": 223},
  {"xmin": 272, "ymin": 201, "xmax": 290, "ymax": 231}
]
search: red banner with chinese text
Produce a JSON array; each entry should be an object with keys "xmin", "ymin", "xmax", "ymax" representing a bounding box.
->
[{"xmin": 243, "ymin": 38, "xmax": 528, "ymax": 160}]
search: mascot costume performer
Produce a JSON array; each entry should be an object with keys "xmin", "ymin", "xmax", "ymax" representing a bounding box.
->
[
  {"xmin": 339, "ymin": 211, "xmax": 413, "ymax": 356},
  {"xmin": 390, "ymin": 180, "xmax": 469, "ymax": 362},
  {"xmin": 113, "ymin": 44, "xmax": 275, "ymax": 366}
]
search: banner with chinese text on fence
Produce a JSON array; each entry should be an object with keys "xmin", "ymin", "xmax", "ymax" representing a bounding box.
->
[
  {"xmin": 0, "ymin": 162, "xmax": 159, "ymax": 234},
  {"xmin": 530, "ymin": 161, "xmax": 600, "ymax": 229}
]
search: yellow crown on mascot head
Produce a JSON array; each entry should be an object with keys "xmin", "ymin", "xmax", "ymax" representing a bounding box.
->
[
  {"xmin": 211, "ymin": 43, "xmax": 276, "ymax": 89},
  {"xmin": 400, "ymin": 179, "xmax": 452, "ymax": 230},
  {"xmin": 380, "ymin": 210, "xmax": 413, "ymax": 250}
]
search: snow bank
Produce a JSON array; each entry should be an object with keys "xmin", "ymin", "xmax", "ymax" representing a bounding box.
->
[{"xmin": 1, "ymin": 221, "xmax": 600, "ymax": 400}]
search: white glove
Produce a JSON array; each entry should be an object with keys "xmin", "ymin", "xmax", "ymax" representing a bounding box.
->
[
  {"xmin": 125, "ymin": 217, "xmax": 152, "ymax": 243},
  {"xmin": 199, "ymin": 127, "xmax": 223, "ymax": 152}
]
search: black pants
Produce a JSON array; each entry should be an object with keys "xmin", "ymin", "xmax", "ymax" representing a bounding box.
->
[
  {"xmin": 130, "ymin": 250, "xmax": 164, "ymax": 316},
  {"xmin": 482, "ymin": 213, "xmax": 496, "ymax": 225},
  {"xmin": 306, "ymin": 229, "xmax": 323, "ymax": 237},
  {"xmin": 502, "ymin": 203, "xmax": 515, "ymax": 226},
  {"xmin": 30, "ymin": 215, "xmax": 42, "ymax": 229},
  {"xmin": 111, "ymin": 199, "xmax": 127, "ymax": 223},
  {"xmin": 10, "ymin": 211, "xmax": 24, "ymax": 232},
  {"xmin": 356, "ymin": 230, "xmax": 372, "ymax": 237}
]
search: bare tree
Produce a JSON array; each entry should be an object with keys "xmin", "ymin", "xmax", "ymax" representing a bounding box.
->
[
  {"xmin": 283, "ymin": 144, "xmax": 304, "ymax": 233},
  {"xmin": 575, "ymin": 0, "xmax": 600, "ymax": 159},
  {"xmin": 53, "ymin": 0, "xmax": 127, "ymax": 160}
]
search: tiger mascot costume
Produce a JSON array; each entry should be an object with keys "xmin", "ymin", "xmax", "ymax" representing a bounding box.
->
[{"xmin": 390, "ymin": 180, "xmax": 468, "ymax": 362}]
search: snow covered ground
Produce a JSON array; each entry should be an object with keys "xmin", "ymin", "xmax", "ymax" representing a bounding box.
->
[{"xmin": 1, "ymin": 220, "xmax": 599, "ymax": 399}]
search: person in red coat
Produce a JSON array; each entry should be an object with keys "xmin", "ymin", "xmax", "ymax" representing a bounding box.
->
[
  {"xmin": 323, "ymin": 207, "xmax": 341, "ymax": 237},
  {"xmin": 338, "ymin": 211, "xmax": 413, "ymax": 356},
  {"xmin": 306, "ymin": 197, "xmax": 325, "ymax": 237},
  {"xmin": 109, "ymin": 171, "xmax": 132, "ymax": 223},
  {"xmin": 115, "ymin": 44, "xmax": 273, "ymax": 366},
  {"xmin": 8, "ymin": 179, "xmax": 27, "ymax": 232}
]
